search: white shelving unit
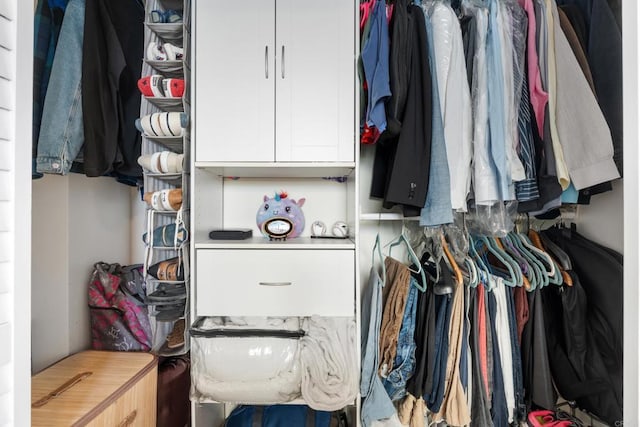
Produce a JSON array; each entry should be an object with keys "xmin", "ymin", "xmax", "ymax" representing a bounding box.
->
[{"xmin": 189, "ymin": 0, "xmax": 360, "ymax": 424}]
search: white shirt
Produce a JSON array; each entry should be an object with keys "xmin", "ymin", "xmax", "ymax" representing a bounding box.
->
[
  {"xmin": 430, "ymin": 3, "xmax": 473, "ymax": 212},
  {"xmin": 468, "ymin": 6, "xmax": 500, "ymax": 205}
]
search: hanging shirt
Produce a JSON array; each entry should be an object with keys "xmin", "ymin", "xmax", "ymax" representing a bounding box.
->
[
  {"xmin": 361, "ymin": 0, "xmax": 391, "ymax": 138},
  {"xmin": 420, "ymin": 4, "xmax": 454, "ymax": 227},
  {"xmin": 519, "ymin": 0, "xmax": 549, "ymax": 137},
  {"xmin": 466, "ymin": 5, "xmax": 500, "ymax": 206},
  {"xmin": 544, "ymin": 0, "xmax": 571, "ymax": 190},
  {"xmin": 486, "ymin": 0, "xmax": 512, "ymax": 201},
  {"xmin": 550, "ymin": 1, "xmax": 619, "ymax": 189},
  {"xmin": 498, "ymin": 1, "xmax": 526, "ymax": 190},
  {"xmin": 429, "ymin": 3, "xmax": 473, "ymax": 212}
]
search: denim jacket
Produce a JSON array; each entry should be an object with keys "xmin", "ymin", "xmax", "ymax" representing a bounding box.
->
[{"xmin": 36, "ymin": 0, "xmax": 85, "ymax": 175}]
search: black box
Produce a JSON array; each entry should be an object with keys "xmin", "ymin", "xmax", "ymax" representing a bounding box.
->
[{"xmin": 208, "ymin": 229, "xmax": 253, "ymax": 240}]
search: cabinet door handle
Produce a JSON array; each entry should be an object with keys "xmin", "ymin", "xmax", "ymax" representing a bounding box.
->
[
  {"xmin": 117, "ymin": 410, "xmax": 138, "ymax": 427},
  {"xmin": 259, "ymin": 281, "xmax": 292, "ymax": 287},
  {"xmin": 281, "ymin": 45, "xmax": 285, "ymax": 79},
  {"xmin": 265, "ymin": 46, "xmax": 269, "ymax": 79},
  {"xmin": 32, "ymin": 371, "xmax": 93, "ymax": 408}
]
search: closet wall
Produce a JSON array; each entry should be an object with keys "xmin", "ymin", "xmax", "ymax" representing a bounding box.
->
[{"xmin": 31, "ymin": 176, "xmax": 133, "ymax": 373}]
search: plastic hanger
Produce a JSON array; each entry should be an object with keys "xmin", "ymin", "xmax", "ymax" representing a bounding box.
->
[
  {"xmin": 468, "ymin": 233, "xmax": 491, "ymax": 287},
  {"xmin": 501, "ymin": 234, "xmax": 536, "ymax": 290},
  {"xmin": 441, "ymin": 233, "xmax": 463, "ymax": 286},
  {"xmin": 475, "ymin": 235, "xmax": 520, "ymax": 288},
  {"xmin": 372, "ymin": 234, "xmax": 387, "ymax": 287},
  {"xmin": 534, "ymin": 232, "xmax": 574, "ymax": 287},
  {"xmin": 506, "ymin": 233, "xmax": 545, "ymax": 290},
  {"xmin": 515, "ymin": 233, "xmax": 558, "ymax": 287},
  {"xmin": 463, "ymin": 256, "xmax": 479, "ymax": 287},
  {"xmin": 386, "ymin": 226, "xmax": 428, "ymax": 292}
]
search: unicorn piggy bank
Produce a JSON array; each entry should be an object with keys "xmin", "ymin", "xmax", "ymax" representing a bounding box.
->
[{"xmin": 256, "ymin": 192, "xmax": 306, "ymax": 240}]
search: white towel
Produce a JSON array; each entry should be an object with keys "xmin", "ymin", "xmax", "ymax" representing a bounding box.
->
[{"xmin": 300, "ymin": 316, "xmax": 358, "ymax": 411}]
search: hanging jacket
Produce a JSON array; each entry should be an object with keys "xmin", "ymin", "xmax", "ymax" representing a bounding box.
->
[
  {"xmin": 82, "ymin": 0, "xmax": 144, "ymax": 178},
  {"xmin": 543, "ymin": 226, "xmax": 623, "ymax": 424},
  {"xmin": 542, "ymin": 272, "xmax": 622, "ymax": 425},
  {"xmin": 372, "ymin": 5, "xmax": 432, "ymax": 216}
]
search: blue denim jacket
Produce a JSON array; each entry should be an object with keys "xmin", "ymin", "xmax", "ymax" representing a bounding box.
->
[
  {"xmin": 36, "ymin": 0, "xmax": 85, "ymax": 175},
  {"xmin": 33, "ymin": 0, "xmax": 70, "ymax": 178},
  {"xmin": 382, "ymin": 280, "xmax": 418, "ymax": 401}
]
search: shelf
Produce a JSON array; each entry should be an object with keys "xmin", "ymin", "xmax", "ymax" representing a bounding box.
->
[
  {"xmin": 144, "ymin": 59, "xmax": 184, "ymax": 77},
  {"xmin": 145, "ymin": 172, "xmax": 183, "ymax": 186},
  {"xmin": 194, "ymin": 162, "xmax": 356, "ymax": 178},
  {"xmin": 143, "ymin": 134, "xmax": 184, "ymax": 153},
  {"xmin": 360, "ymin": 212, "xmax": 420, "ymax": 221},
  {"xmin": 146, "ymin": 22, "xmax": 184, "ymax": 43},
  {"xmin": 144, "ymin": 96, "xmax": 184, "ymax": 112},
  {"xmin": 194, "ymin": 235, "xmax": 355, "ymax": 249}
]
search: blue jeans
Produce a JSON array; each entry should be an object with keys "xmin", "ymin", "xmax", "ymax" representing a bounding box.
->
[
  {"xmin": 361, "ymin": 268, "xmax": 396, "ymax": 427},
  {"xmin": 383, "ymin": 282, "xmax": 418, "ymax": 400},
  {"xmin": 36, "ymin": 0, "xmax": 85, "ymax": 175}
]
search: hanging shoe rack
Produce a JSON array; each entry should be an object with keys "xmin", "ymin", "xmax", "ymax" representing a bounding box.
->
[{"xmin": 139, "ymin": 0, "xmax": 191, "ymax": 357}]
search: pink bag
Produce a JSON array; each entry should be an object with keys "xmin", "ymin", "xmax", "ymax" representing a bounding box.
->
[{"xmin": 88, "ymin": 262, "xmax": 152, "ymax": 352}]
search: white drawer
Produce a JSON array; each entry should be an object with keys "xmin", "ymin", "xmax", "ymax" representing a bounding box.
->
[{"xmin": 196, "ymin": 249, "xmax": 354, "ymax": 316}]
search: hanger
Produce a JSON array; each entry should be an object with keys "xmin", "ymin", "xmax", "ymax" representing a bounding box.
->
[
  {"xmin": 515, "ymin": 233, "xmax": 559, "ymax": 287},
  {"xmin": 430, "ymin": 234, "xmax": 457, "ymax": 295},
  {"xmin": 386, "ymin": 225, "xmax": 428, "ymax": 292},
  {"xmin": 534, "ymin": 231, "xmax": 574, "ymax": 287},
  {"xmin": 463, "ymin": 256, "xmax": 479, "ymax": 287},
  {"xmin": 505, "ymin": 233, "xmax": 545, "ymax": 290},
  {"xmin": 372, "ymin": 234, "xmax": 387, "ymax": 286},
  {"xmin": 468, "ymin": 233, "xmax": 491, "ymax": 288},
  {"xmin": 441, "ymin": 233, "xmax": 463, "ymax": 286},
  {"xmin": 475, "ymin": 235, "xmax": 520, "ymax": 288},
  {"xmin": 500, "ymin": 234, "xmax": 536, "ymax": 290}
]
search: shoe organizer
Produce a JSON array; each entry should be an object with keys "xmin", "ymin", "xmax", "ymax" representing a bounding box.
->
[
  {"xmin": 190, "ymin": 316, "xmax": 304, "ymax": 404},
  {"xmin": 144, "ymin": 59, "xmax": 184, "ymax": 77},
  {"xmin": 146, "ymin": 22, "xmax": 184, "ymax": 44},
  {"xmin": 144, "ymin": 96, "xmax": 184, "ymax": 112}
]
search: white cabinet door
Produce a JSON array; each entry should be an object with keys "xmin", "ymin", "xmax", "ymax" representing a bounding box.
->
[
  {"xmin": 194, "ymin": 0, "xmax": 275, "ymax": 162},
  {"xmin": 275, "ymin": 0, "xmax": 355, "ymax": 162}
]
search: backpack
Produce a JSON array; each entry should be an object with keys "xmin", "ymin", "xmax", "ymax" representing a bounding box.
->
[
  {"xmin": 88, "ymin": 262, "xmax": 152, "ymax": 352},
  {"xmin": 224, "ymin": 405, "xmax": 349, "ymax": 427}
]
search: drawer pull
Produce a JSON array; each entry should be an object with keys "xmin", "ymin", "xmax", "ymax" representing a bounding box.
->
[
  {"xmin": 117, "ymin": 409, "xmax": 138, "ymax": 427},
  {"xmin": 32, "ymin": 371, "xmax": 93, "ymax": 408},
  {"xmin": 281, "ymin": 45, "xmax": 285, "ymax": 79},
  {"xmin": 259, "ymin": 281, "xmax": 292, "ymax": 287}
]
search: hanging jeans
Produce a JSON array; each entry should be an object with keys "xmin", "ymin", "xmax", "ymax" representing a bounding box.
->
[
  {"xmin": 383, "ymin": 282, "xmax": 418, "ymax": 400},
  {"xmin": 361, "ymin": 268, "xmax": 396, "ymax": 427}
]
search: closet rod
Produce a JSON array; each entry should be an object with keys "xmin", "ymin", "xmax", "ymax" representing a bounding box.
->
[{"xmin": 359, "ymin": 206, "xmax": 578, "ymax": 222}]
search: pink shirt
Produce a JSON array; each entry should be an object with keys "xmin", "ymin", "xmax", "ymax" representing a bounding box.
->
[{"xmin": 520, "ymin": 0, "xmax": 548, "ymax": 137}]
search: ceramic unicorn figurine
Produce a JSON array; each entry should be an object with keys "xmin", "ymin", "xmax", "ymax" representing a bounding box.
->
[{"xmin": 256, "ymin": 191, "xmax": 306, "ymax": 240}]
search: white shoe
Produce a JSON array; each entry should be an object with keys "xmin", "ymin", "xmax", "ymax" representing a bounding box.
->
[{"xmin": 138, "ymin": 152, "xmax": 184, "ymax": 174}]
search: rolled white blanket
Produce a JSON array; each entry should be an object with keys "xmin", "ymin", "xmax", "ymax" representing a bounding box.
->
[{"xmin": 300, "ymin": 316, "xmax": 358, "ymax": 411}]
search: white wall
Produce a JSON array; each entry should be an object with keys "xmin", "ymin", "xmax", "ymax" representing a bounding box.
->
[
  {"xmin": 575, "ymin": 180, "xmax": 624, "ymax": 253},
  {"xmin": 622, "ymin": 0, "xmax": 640, "ymax": 422},
  {"xmin": 31, "ymin": 174, "xmax": 132, "ymax": 373}
]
